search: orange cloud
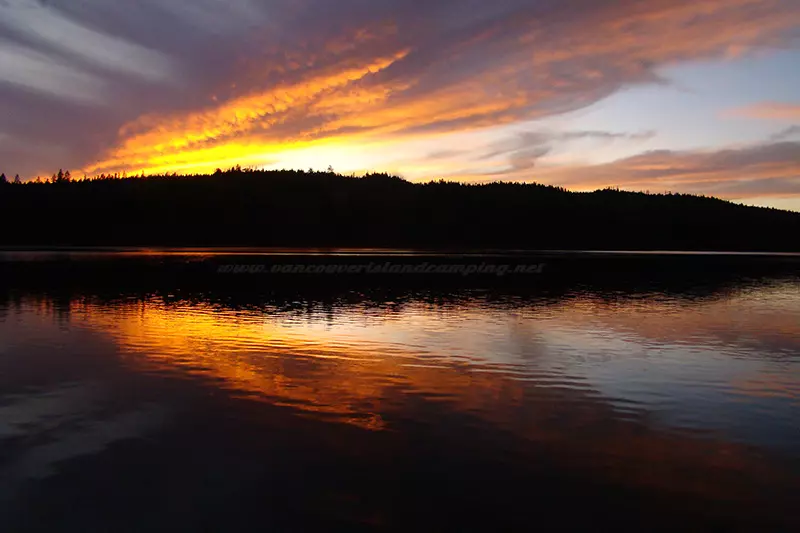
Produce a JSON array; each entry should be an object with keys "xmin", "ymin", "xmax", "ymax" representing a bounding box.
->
[
  {"xmin": 87, "ymin": 51, "xmax": 410, "ymax": 173},
  {"xmin": 725, "ymin": 101, "xmax": 800, "ymax": 121}
]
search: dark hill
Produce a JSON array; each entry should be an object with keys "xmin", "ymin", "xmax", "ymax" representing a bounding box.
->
[{"xmin": 1, "ymin": 169, "xmax": 798, "ymax": 251}]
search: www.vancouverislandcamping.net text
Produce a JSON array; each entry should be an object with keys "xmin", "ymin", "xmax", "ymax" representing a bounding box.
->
[{"xmin": 217, "ymin": 262, "xmax": 546, "ymax": 276}]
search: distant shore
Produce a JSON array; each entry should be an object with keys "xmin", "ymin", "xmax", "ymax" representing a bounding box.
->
[{"xmin": 2, "ymin": 169, "xmax": 799, "ymax": 252}]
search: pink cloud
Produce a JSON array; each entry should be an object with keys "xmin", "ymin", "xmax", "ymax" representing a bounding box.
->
[{"xmin": 725, "ymin": 101, "xmax": 800, "ymax": 121}]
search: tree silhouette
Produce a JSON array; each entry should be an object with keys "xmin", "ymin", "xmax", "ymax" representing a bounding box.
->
[
  {"xmin": 0, "ymin": 167, "xmax": 797, "ymax": 251},
  {"xmin": 0, "ymin": 173, "xmax": 6, "ymax": 184},
  {"xmin": 13, "ymin": 174, "xmax": 20, "ymax": 184},
  {"xmin": 49, "ymin": 169, "xmax": 73, "ymax": 183}
]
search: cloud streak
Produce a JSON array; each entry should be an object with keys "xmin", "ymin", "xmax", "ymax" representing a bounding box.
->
[
  {"xmin": 529, "ymin": 141, "xmax": 800, "ymax": 200},
  {"xmin": 0, "ymin": 0, "xmax": 172, "ymax": 82},
  {"xmin": 0, "ymin": 43, "xmax": 105, "ymax": 103},
  {"xmin": 477, "ymin": 129, "xmax": 656, "ymax": 170},
  {"xmin": 727, "ymin": 102, "xmax": 800, "ymax": 121}
]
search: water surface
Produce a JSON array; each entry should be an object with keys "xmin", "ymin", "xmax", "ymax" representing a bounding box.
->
[{"xmin": 1, "ymin": 253, "xmax": 799, "ymax": 531}]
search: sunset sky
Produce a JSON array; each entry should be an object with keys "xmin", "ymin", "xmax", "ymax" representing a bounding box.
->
[{"xmin": 0, "ymin": 0, "xmax": 798, "ymax": 210}]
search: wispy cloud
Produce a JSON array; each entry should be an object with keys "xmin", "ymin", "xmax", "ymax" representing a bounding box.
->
[
  {"xmin": 0, "ymin": 42, "xmax": 105, "ymax": 103},
  {"xmin": 0, "ymin": 0, "xmax": 172, "ymax": 82}
]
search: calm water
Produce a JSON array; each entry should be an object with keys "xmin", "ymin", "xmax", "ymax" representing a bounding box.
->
[{"xmin": 1, "ymin": 252, "xmax": 799, "ymax": 531}]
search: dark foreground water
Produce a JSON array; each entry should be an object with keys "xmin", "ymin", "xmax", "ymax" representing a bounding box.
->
[{"xmin": 1, "ymin": 251, "xmax": 799, "ymax": 531}]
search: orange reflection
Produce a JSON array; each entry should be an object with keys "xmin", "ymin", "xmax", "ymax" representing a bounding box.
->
[
  {"xmin": 70, "ymin": 300, "xmax": 526, "ymax": 431},
  {"xmin": 49, "ymin": 293, "xmax": 799, "ymax": 509}
]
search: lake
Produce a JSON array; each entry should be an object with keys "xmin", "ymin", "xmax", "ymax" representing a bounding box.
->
[{"xmin": 1, "ymin": 251, "xmax": 799, "ymax": 531}]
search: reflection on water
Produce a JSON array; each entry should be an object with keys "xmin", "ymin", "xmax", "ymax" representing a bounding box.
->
[{"xmin": 1, "ymin": 274, "xmax": 799, "ymax": 531}]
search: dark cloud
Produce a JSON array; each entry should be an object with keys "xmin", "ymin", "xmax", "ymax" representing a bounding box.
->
[
  {"xmin": 509, "ymin": 146, "xmax": 553, "ymax": 171},
  {"xmin": 477, "ymin": 129, "xmax": 656, "ymax": 169},
  {"xmin": 770, "ymin": 125, "xmax": 800, "ymax": 141},
  {"xmin": 0, "ymin": 0, "xmax": 798, "ymax": 177},
  {"xmin": 424, "ymin": 149, "xmax": 469, "ymax": 161}
]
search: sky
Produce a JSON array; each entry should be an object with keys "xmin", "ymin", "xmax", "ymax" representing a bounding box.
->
[{"xmin": 0, "ymin": 0, "xmax": 798, "ymax": 210}]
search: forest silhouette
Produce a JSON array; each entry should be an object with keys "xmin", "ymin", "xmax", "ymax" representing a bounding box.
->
[{"xmin": 1, "ymin": 167, "xmax": 798, "ymax": 251}]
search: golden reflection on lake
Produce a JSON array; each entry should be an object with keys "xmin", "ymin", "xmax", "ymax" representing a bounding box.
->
[{"xmin": 1, "ymin": 279, "xmax": 799, "ymax": 531}]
